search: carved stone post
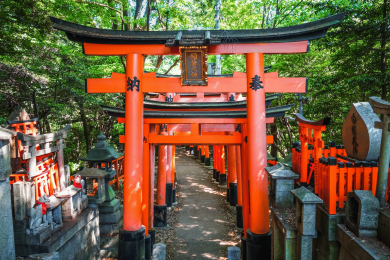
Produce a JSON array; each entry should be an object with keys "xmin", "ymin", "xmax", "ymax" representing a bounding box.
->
[
  {"xmin": 369, "ymin": 96, "xmax": 390, "ymax": 206},
  {"xmin": 56, "ymin": 139, "xmax": 66, "ymax": 191}
]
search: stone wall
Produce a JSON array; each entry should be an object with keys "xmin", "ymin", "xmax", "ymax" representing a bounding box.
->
[{"xmin": 0, "ymin": 132, "xmax": 16, "ymax": 260}]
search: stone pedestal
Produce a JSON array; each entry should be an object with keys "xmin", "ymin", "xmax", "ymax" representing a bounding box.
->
[
  {"xmin": 266, "ymin": 163, "xmax": 299, "ymax": 209},
  {"xmin": 0, "ymin": 178, "xmax": 16, "ymax": 260},
  {"xmin": 271, "ymin": 208, "xmax": 297, "ymax": 260},
  {"xmin": 291, "ymin": 187, "xmax": 323, "ymax": 260},
  {"xmin": 98, "ymin": 170, "xmax": 123, "ymax": 235},
  {"xmin": 314, "ymin": 205, "xmax": 344, "ymax": 260}
]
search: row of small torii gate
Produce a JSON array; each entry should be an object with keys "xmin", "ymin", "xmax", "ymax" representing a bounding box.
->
[{"xmin": 50, "ymin": 13, "xmax": 345, "ymax": 260}]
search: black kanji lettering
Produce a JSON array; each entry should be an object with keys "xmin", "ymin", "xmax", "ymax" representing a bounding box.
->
[
  {"xmin": 249, "ymin": 75, "xmax": 263, "ymax": 91},
  {"xmin": 127, "ymin": 76, "xmax": 140, "ymax": 92}
]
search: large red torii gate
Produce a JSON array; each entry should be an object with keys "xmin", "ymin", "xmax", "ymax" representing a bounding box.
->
[{"xmin": 50, "ymin": 13, "xmax": 344, "ymax": 260}]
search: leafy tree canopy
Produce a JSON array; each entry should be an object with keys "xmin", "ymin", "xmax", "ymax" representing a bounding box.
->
[{"xmin": 1, "ymin": 0, "xmax": 388, "ymax": 170}]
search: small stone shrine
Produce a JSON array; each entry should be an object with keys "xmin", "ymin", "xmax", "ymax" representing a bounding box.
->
[{"xmin": 2, "ymin": 111, "xmax": 100, "ymax": 259}]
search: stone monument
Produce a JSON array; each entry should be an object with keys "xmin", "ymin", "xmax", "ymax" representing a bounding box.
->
[{"xmin": 341, "ymin": 102, "xmax": 381, "ymax": 161}]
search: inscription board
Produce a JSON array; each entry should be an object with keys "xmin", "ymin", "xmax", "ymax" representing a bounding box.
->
[{"xmin": 180, "ymin": 46, "xmax": 208, "ymax": 86}]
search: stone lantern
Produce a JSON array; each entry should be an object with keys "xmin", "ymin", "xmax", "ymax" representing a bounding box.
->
[{"xmin": 79, "ymin": 132, "xmax": 124, "ymax": 234}]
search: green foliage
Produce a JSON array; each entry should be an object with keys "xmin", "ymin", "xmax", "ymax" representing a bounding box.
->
[{"xmin": 1, "ymin": 0, "xmax": 388, "ymax": 164}]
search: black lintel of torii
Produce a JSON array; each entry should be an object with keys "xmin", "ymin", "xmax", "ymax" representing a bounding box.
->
[
  {"xmin": 143, "ymin": 94, "xmax": 280, "ymax": 109},
  {"xmin": 101, "ymin": 103, "xmax": 294, "ymax": 119},
  {"xmin": 49, "ymin": 13, "xmax": 345, "ymax": 46}
]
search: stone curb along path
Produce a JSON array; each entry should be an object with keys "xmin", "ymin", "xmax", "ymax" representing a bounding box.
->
[{"xmin": 167, "ymin": 147, "xmax": 230, "ymax": 260}]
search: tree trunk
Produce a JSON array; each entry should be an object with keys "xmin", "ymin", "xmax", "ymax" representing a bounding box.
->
[
  {"xmin": 270, "ymin": 123, "xmax": 278, "ymax": 157},
  {"xmin": 78, "ymin": 101, "xmax": 91, "ymax": 153},
  {"xmin": 44, "ymin": 118, "xmax": 51, "ymax": 133},
  {"xmin": 31, "ymin": 90, "xmax": 43, "ymax": 134},
  {"xmin": 380, "ymin": 0, "xmax": 387, "ymax": 99}
]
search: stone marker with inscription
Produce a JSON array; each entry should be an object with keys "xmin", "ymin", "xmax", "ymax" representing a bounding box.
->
[{"xmin": 341, "ymin": 102, "xmax": 381, "ymax": 161}]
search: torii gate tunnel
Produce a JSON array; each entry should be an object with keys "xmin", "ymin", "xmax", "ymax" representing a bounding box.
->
[{"xmin": 50, "ymin": 13, "xmax": 344, "ymax": 260}]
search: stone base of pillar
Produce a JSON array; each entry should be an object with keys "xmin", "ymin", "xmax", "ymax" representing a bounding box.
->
[
  {"xmin": 227, "ymin": 188, "xmax": 230, "ymax": 203},
  {"xmin": 241, "ymin": 233, "xmax": 247, "ymax": 260},
  {"xmin": 153, "ymin": 205, "xmax": 168, "ymax": 228},
  {"xmin": 118, "ymin": 226, "xmax": 145, "ymax": 260},
  {"xmin": 166, "ymin": 183, "xmax": 173, "ymax": 207},
  {"xmin": 200, "ymin": 155, "xmax": 205, "ymax": 163},
  {"xmin": 219, "ymin": 173, "xmax": 226, "ymax": 186},
  {"xmin": 145, "ymin": 234, "xmax": 151, "ymax": 260},
  {"xmin": 246, "ymin": 230, "xmax": 271, "ymax": 260},
  {"xmin": 236, "ymin": 205, "xmax": 243, "ymax": 228},
  {"xmin": 229, "ymin": 183, "xmax": 238, "ymax": 206},
  {"xmin": 149, "ymin": 228, "xmax": 155, "ymax": 248},
  {"xmin": 172, "ymin": 188, "xmax": 177, "ymax": 204},
  {"xmin": 193, "ymin": 146, "xmax": 198, "ymax": 157},
  {"xmin": 216, "ymin": 171, "xmax": 220, "ymax": 183},
  {"xmin": 205, "ymin": 157, "xmax": 211, "ymax": 166}
]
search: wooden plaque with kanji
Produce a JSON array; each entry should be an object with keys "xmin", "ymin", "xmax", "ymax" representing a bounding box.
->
[{"xmin": 180, "ymin": 46, "xmax": 208, "ymax": 86}]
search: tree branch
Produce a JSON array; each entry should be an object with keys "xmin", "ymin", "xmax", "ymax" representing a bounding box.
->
[
  {"xmin": 164, "ymin": 58, "xmax": 179, "ymax": 74},
  {"xmin": 76, "ymin": 0, "xmax": 124, "ymax": 25},
  {"xmin": 273, "ymin": 141, "xmax": 286, "ymax": 158},
  {"xmin": 275, "ymin": 0, "xmax": 304, "ymax": 27}
]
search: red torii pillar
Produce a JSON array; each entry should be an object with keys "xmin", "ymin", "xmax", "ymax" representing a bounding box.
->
[
  {"xmin": 119, "ymin": 54, "xmax": 145, "ymax": 259},
  {"xmin": 227, "ymin": 92, "xmax": 237, "ymax": 202},
  {"xmin": 165, "ymin": 92, "xmax": 174, "ymax": 208},
  {"xmin": 241, "ymin": 123, "xmax": 250, "ymax": 255},
  {"xmin": 154, "ymin": 125, "xmax": 168, "ymax": 228},
  {"xmin": 171, "ymin": 142, "xmax": 177, "ymax": 205},
  {"xmin": 200, "ymin": 145, "xmax": 206, "ymax": 163},
  {"xmin": 245, "ymin": 53, "xmax": 270, "ymax": 258},
  {"xmin": 205, "ymin": 145, "xmax": 211, "ymax": 166},
  {"xmin": 149, "ymin": 125, "xmax": 156, "ymax": 246},
  {"xmin": 219, "ymin": 145, "xmax": 226, "ymax": 186},
  {"xmin": 236, "ymin": 136, "xmax": 243, "ymax": 228}
]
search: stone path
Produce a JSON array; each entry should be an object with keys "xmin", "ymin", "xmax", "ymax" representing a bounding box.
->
[{"xmin": 169, "ymin": 148, "xmax": 229, "ymax": 259}]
